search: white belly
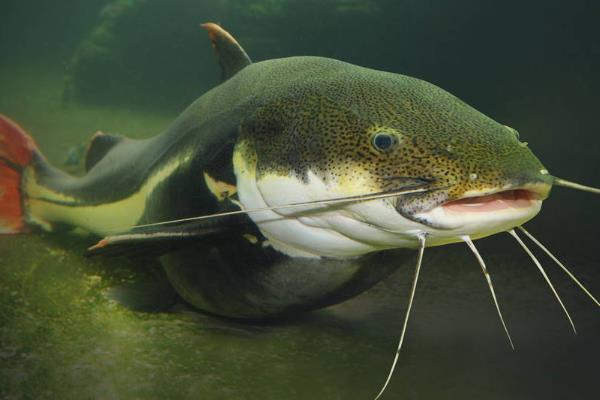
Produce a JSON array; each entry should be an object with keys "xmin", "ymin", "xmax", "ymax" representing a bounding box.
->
[{"xmin": 234, "ymin": 160, "xmax": 421, "ymax": 258}]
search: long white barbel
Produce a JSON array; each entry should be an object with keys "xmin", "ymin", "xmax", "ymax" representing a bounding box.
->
[
  {"xmin": 462, "ymin": 235, "xmax": 515, "ymax": 350},
  {"xmin": 552, "ymin": 177, "xmax": 600, "ymax": 194},
  {"xmin": 113, "ymin": 186, "xmax": 434, "ymax": 234},
  {"xmin": 517, "ymin": 226, "xmax": 599, "ymax": 307},
  {"xmin": 373, "ymin": 234, "xmax": 426, "ymax": 400},
  {"xmin": 508, "ymin": 229, "xmax": 577, "ymax": 334}
]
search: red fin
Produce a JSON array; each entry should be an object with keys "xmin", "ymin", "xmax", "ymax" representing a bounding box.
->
[{"xmin": 0, "ymin": 114, "xmax": 38, "ymax": 234}]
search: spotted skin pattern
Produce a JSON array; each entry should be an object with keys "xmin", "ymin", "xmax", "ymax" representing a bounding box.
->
[{"xmin": 234, "ymin": 58, "xmax": 550, "ymax": 216}]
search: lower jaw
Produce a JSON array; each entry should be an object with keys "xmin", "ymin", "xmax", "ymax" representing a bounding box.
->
[{"xmin": 411, "ymin": 191, "xmax": 543, "ymax": 245}]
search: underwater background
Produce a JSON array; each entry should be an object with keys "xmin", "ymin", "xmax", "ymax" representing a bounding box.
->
[{"xmin": 0, "ymin": 0, "xmax": 598, "ymax": 399}]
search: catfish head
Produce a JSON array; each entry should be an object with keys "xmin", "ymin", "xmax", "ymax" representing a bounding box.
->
[{"xmin": 233, "ymin": 59, "xmax": 556, "ymax": 256}]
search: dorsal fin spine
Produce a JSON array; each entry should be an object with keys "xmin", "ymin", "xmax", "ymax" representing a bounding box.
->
[{"xmin": 201, "ymin": 22, "xmax": 252, "ymax": 82}]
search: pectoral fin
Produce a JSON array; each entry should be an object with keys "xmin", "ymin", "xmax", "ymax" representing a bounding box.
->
[
  {"xmin": 104, "ymin": 267, "xmax": 181, "ymax": 312},
  {"xmin": 86, "ymin": 214, "xmax": 250, "ymax": 258}
]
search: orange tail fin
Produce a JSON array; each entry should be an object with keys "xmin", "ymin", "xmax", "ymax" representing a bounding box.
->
[{"xmin": 0, "ymin": 115, "xmax": 38, "ymax": 234}]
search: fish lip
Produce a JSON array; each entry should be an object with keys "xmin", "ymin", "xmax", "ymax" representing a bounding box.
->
[
  {"xmin": 441, "ymin": 182, "xmax": 550, "ymax": 206},
  {"xmin": 395, "ymin": 181, "xmax": 551, "ymax": 229}
]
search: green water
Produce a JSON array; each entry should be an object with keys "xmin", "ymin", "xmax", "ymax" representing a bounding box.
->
[
  {"xmin": 1, "ymin": 218, "xmax": 598, "ymax": 399},
  {"xmin": 1, "ymin": 1, "xmax": 599, "ymax": 399}
]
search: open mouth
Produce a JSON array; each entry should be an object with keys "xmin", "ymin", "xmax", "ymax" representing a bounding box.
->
[
  {"xmin": 404, "ymin": 186, "xmax": 549, "ymax": 239},
  {"xmin": 441, "ymin": 189, "xmax": 541, "ymax": 213}
]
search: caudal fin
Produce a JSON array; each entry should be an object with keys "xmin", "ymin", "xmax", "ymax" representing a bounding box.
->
[{"xmin": 0, "ymin": 115, "xmax": 38, "ymax": 234}]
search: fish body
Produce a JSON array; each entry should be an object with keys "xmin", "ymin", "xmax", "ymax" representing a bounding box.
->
[
  {"xmin": 14, "ymin": 56, "xmax": 422, "ymax": 318},
  {"xmin": 0, "ymin": 24, "xmax": 588, "ymax": 321}
]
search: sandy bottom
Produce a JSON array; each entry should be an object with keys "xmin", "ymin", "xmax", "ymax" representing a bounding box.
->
[{"xmin": 0, "ymin": 64, "xmax": 598, "ymax": 400}]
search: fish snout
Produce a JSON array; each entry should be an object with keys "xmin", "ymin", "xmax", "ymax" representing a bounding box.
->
[{"xmin": 391, "ymin": 168, "xmax": 552, "ymax": 233}]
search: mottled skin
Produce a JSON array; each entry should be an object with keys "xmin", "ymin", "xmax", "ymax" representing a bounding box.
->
[
  {"xmin": 162, "ymin": 57, "xmax": 550, "ymax": 317},
  {"xmin": 235, "ymin": 57, "xmax": 550, "ymax": 221},
  {"xmin": 27, "ymin": 56, "xmax": 551, "ymax": 319}
]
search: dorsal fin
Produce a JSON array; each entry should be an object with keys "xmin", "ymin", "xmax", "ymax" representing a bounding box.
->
[
  {"xmin": 201, "ymin": 22, "xmax": 252, "ymax": 82},
  {"xmin": 84, "ymin": 131, "xmax": 125, "ymax": 172}
]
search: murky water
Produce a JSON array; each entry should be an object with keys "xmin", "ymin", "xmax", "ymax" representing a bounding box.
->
[
  {"xmin": 1, "ymin": 1, "xmax": 599, "ymax": 399},
  {"xmin": 1, "ymin": 222, "xmax": 598, "ymax": 399}
]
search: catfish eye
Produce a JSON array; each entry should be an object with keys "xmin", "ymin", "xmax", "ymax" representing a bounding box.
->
[{"xmin": 371, "ymin": 132, "xmax": 396, "ymax": 152}]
